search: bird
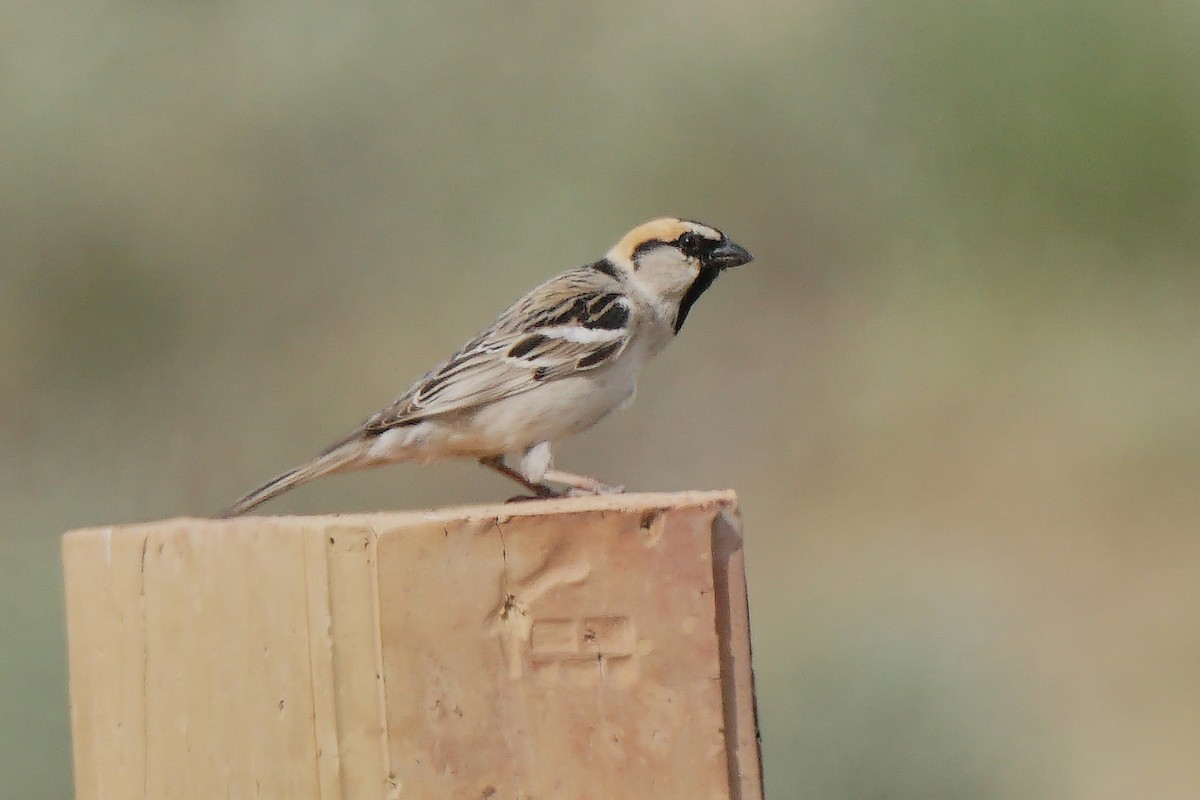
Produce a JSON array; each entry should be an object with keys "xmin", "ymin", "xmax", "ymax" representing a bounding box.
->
[{"xmin": 219, "ymin": 217, "xmax": 752, "ymax": 517}]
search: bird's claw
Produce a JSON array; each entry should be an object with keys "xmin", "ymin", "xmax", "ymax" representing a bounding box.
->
[{"xmin": 504, "ymin": 494, "xmax": 545, "ymax": 503}]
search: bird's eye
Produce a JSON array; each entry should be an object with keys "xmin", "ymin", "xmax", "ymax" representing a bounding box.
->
[{"xmin": 677, "ymin": 232, "xmax": 703, "ymax": 258}]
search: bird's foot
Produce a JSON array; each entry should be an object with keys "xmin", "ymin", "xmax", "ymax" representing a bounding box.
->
[
  {"xmin": 481, "ymin": 456, "xmax": 622, "ymax": 500},
  {"xmin": 564, "ymin": 484, "xmax": 624, "ymax": 497},
  {"xmin": 542, "ymin": 468, "xmax": 624, "ymax": 496}
]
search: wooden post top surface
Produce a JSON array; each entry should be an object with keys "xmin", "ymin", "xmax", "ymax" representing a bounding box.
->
[
  {"xmin": 63, "ymin": 489, "xmax": 760, "ymax": 800},
  {"xmin": 64, "ymin": 489, "xmax": 739, "ymax": 538}
]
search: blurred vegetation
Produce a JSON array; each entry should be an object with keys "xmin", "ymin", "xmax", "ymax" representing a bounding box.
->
[{"xmin": 3, "ymin": 1, "xmax": 1199, "ymax": 797}]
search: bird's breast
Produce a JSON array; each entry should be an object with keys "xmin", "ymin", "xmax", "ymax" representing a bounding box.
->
[{"xmin": 467, "ymin": 369, "xmax": 636, "ymax": 450}]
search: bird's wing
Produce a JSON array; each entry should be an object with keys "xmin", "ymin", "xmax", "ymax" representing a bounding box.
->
[{"xmin": 363, "ymin": 267, "xmax": 632, "ymax": 433}]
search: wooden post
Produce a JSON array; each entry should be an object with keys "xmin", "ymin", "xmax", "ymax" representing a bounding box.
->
[{"xmin": 63, "ymin": 491, "xmax": 762, "ymax": 800}]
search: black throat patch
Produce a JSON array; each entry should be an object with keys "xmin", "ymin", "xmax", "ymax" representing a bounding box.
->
[{"xmin": 673, "ymin": 264, "xmax": 722, "ymax": 334}]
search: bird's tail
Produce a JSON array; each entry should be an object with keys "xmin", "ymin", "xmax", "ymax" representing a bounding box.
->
[{"xmin": 218, "ymin": 435, "xmax": 373, "ymax": 518}]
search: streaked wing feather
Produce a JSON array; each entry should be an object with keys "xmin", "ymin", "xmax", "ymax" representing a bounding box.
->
[{"xmin": 364, "ymin": 266, "xmax": 630, "ymax": 432}]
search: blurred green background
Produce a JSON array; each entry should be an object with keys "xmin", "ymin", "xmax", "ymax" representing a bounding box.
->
[{"xmin": 3, "ymin": 1, "xmax": 1199, "ymax": 797}]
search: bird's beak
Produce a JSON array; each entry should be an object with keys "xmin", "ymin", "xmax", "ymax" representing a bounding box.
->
[{"xmin": 707, "ymin": 239, "xmax": 753, "ymax": 269}]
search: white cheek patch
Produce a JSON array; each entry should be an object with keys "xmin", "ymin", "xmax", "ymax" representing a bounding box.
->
[{"xmin": 636, "ymin": 246, "xmax": 692, "ymax": 273}]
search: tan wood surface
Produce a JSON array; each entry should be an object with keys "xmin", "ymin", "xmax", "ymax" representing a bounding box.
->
[{"xmin": 63, "ymin": 491, "xmax": 762, "ymax": 800}]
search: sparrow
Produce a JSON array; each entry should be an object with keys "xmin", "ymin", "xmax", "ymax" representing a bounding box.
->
[{"xmin": 219, "ymin": 217, "xmax": 752, "ymax": 516}]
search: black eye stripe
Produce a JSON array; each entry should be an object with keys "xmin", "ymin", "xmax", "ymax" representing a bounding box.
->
[
  {"xmin": 631, "ymin": 228, "xmax": 722, "ymax": 264},
  {"xmin": 676, "ymin": 231, "xmax": 716, "ymax": 259}
]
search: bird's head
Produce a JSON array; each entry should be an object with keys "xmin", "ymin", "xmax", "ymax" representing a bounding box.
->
[{"xmin": 606, "ymin": 218, "xmax": 752, "ymax": 333}]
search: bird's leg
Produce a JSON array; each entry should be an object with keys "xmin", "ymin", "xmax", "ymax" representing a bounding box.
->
[
  {"xmin": 541, "ymin": 469, "xmax": 625, "ymax": 496},
  {"xmin": 478, "ymin": 456, "xmax": 560, "ymax": 498},
  {"xmin": 520, "ymin": 442, "xmax": 623, "ymax": 496}
]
